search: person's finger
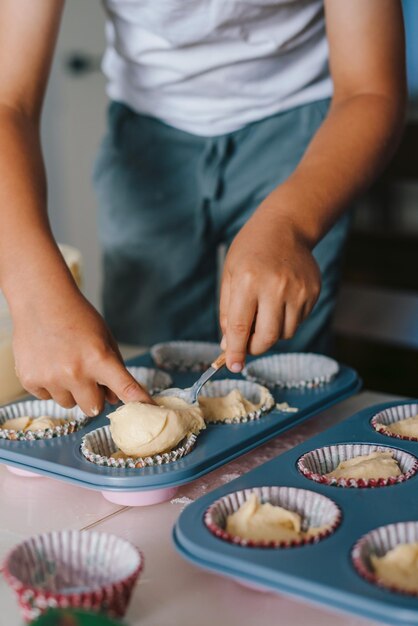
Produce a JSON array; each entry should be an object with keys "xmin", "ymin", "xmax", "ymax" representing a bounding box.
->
[
  {"xmin": 219, "ymin": 272, "xmax": 231, "ymax": 339},
  {"xmin": 104, "ymin": 386, "xmax": 119, "ymax": 405},
  {"xmin": 225, "ymin": 284, "xmax": 257, "ymax": 373},
  {"xmin": 282, "ymin": 301, "xmax": 301, "ymax": 340},
  {"xmin": 301, "ymin": 296, "xmax": 317, "ymax": 324},
  {"xmin": 247, "ymin": 299, "xmax": 284, "ymax": 355},
  {"xmin": 30, "ymin": 387, "xmax": 52, "ymax": 401},
  {"xmin": 71, "ymin": 382, "xmax": 106, "ymax": 417},
  {"xmin": 97, "ymin": 356, "xmax": 154, "ymax": 404},
  {"xmin": 47, "ymin": 387, "xmax": 76, "ymax": 409},
  {"xmin": 108, "ymin": 335, "xmax": 125, "ymax": 362}
]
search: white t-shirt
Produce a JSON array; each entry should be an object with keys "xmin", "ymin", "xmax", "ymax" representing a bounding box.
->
[{"xmin": 102, "ymin": 0, "xmax": 332, "ymax": 136}]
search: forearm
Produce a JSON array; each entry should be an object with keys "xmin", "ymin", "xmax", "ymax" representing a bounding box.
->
[
  {"xmin": 0, "ymin": 106, "xmax": 78, "ymax": 315},
  {"xmin": 252, "ymin": 93, "xmax": 406, "ymax": 247}
]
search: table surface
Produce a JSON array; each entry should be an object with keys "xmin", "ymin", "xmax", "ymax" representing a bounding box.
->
[{"xmin": 0, "ymin": 390, "xmax": 404, "ymax": 626}]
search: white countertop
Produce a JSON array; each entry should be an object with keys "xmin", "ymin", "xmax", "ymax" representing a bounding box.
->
[{"xmin": 0, "ymin": 390, "xmax": 402, "ymax": 626}]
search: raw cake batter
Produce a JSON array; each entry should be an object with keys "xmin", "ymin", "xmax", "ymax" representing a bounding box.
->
[
  {"xmin": 198, "ymin": 387, "xmax": 272, "ymax": 423},
  {"xmin": 375, "ymin": 414, "xmax": 418, "ymax": 438},
  {"xmin": 1, "ymin": 415, "xmax": 65, "ymax": 431},
  {"xmin": 226, "ymin": 493, "xmax": 324, "ymax": 543},
  {"xmin": 371, "ymin": 542, "xmax": 418, "ymax": 593},
  {"xmin": 325, "ymin": 451, "xmax": 401, "ymax": 480},
  {"xmin": 108, "ymin": 396, "xmax": 205, "ymax": 457}
]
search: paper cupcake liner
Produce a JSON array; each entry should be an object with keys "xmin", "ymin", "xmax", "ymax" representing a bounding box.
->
[
  {"xmin": 198, "ymin": 379, "xmax": 275, "ymax": 424},
  {"xmin": 0, "ymin": 400, "xmax": 90, "ymax": 441},
  {"xmin": 204, "ymin": 486, "xmax": 341, "ymax": 548},
  {"xmin": 352, "ymin": 521, "xmax": 418, "ymax": 596},
  {"xmin": 371, "ymin": 403, "xmax": 418, "ymax": 441},
  {"xmin": 3, "ymin": 529, "xmax": 143, "ymax": 622},
  {"xmin": 298, "ymin": 443, "xmax": 418, "ymax": 488},
  {"xmin": 243, "ymin": 353, "xmax": 339, "ymax": 389},
  {"xmin": 126, "ymin": 366, "xmax": 173, "ymax": 394},
  {"xmin": 81, "ymin": 425, "xmax": 197, "ymax": 469},
  {"xmin": 150, "ymin": 341, "xmax": 220, "ymax": 372}
]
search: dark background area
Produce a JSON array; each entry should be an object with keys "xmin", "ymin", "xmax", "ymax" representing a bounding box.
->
[{"xmin": 333, "ymin": 2, "xmax": 418, "ymax": 397}]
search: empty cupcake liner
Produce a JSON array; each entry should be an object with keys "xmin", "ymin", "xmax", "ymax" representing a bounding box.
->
[
  {"xmin": 126, "ymin": 366, "xmax": 173, "ymax": 394},
  {"xmin": 204, "ymin": 486, "xmax": 341, "ymax": 548},
  {"xmin": 352, "ymin": 521, "xmax": 418, "ymax": 595},
  {"xmin": 151, "ymin": 341, "xmax": 220, "ymax": 371},
  {"xmin": 371, "ymin": 403, "xmax": 418, "ymax": 442},
  {"xmin": 80, "ymin": 425, "xmax": 197, "ymax": 469},
  {"xmin": 298, "ymin": 443, "xmax": 418, "ymax": 488},
  {"xmin": 243, "ymin": 353, "xmax": 339, "ymax": 389},
  {"xmin": 198, "ymin": 379, "xmax": 275, "ymax": 424},
  {"xmin": 0, "ymin": 400, "xmax": 90, "ymax": 441},
  {"xmin": 3, "ymin": 529, "xmax": 143, "ymax": 622}
]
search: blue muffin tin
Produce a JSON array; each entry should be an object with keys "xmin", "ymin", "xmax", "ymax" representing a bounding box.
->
[
  {"xmin": 0, "ymin": 353, "xmax": 359, "ymax": 505},
  {"xmin": 174, "ymin": 399, "xmax": 418, "ymax": 625}
]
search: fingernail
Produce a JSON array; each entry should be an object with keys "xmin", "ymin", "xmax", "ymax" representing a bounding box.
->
[
  {"xmin": 91, "ymin": 407, "xmax": 99, "ymax": 416},
  {"xmin": 230, "ymin": 362, "xmax": 243, "ymax": 373}
]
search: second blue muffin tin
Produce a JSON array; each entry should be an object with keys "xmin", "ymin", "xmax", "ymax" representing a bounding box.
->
[{"xmin": 174, "ymin": 399, "xmax": 418, "ymax": 625}]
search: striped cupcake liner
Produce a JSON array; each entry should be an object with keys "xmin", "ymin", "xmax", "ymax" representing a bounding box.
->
[
  {"xmin": 243, "ymin": 353, "xmax": 339, "ymax": 389},
  {"xmin": 204, "ymin": 486, "xmax": 341, "ymax": 548},
  {"xmin": 81, "ymin": 425, "xmax": 197, "ymax": 469},
  {"xmin": 198, "ymin": 379, "xmax": 275, "ymax": 424},
  {"xmin": 0, "ymin": 400, "xmax": 90, "ymax": 441},
  {"xmin": 371, "ymin": 403, "xmax": 418, "ymax": 442},
  {"xmin": 298, "ymin": 443, "xmax": 418, "ymax": 488},
  {"xmin": 3, "ymin": 529, "xmax": 143, "ymax": 622},
  {"xmin": 352, "ymin": 521, "xmax": 418, "ymax": 596},
  {"xmin": 126, "ymin": 366, "xmax": 173, "ymax": 394},
  {"xmin": 150, "ymin": 341, "xmax": 220, "ymax": 372}
]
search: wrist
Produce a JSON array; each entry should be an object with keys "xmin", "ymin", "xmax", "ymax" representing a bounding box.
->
[{"xmin": 252, "ymin": 181, "xmax": 325, "ymax": 250}]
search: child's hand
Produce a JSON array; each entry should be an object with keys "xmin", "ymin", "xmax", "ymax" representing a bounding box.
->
[
  {"xmin": 220, "ymin": 217, "xmax": 321, "ymax": 373},
  {"xmin": 12, "ymin": 292, "xmax": 153, "ymax": 416}
]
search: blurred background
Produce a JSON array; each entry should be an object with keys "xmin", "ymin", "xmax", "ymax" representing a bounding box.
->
[{"xmin": 1, "ymin": 0, "xmax": 417, "ymax": 400}]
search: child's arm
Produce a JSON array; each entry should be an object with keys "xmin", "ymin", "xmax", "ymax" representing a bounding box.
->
[
  {"xmin": 0, "ymin": 0, "xmax": 152, "ymax": 413},
  {"xmin": 221, "ymin": 0, "xmax": 406, "ymax": 372}
]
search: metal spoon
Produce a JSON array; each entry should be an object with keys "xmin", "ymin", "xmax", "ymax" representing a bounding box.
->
[{"xmin": 157, "ymin": 353, "xmax": 226, "ymax": 404}]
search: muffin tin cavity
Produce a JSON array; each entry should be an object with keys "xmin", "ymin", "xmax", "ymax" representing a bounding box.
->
[
  {"xmin": 243, "ymin": 353, "xmax": 339, "ymax": 389},
  {"xmin": 151, "ymin": 340, "xmax": 220, "ymax": 371},
  {"xmin": 371, "ymin": 403, "xmax": 418, "ymax": 441},
  {"xmin": 204, "ymin": 486, "xmax": 341, "ymax": 548},
  {"xmin": 126, "ymin": 366, "xmax": 173, "ymax": 394},
  {"xmin": 198, "ymin": 379, "xmax": 275, "ymax": 424},
  {"xmin": 0, "ymin": 399, "xmax": 89, "ymax": 441},
  {"xmin": 352, "ymin": 521, "xmax": 418, "ymax": 596},
  {"xmin": 298, "ymin": 443, "xmax": 418, "ymax": 488},
  {"xmin": 81, "ymin": 425, "xmax": 197, "ymax": 469}
]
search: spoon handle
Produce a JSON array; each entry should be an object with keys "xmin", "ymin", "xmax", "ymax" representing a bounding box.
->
[
  {"xmin": 190, "ymin": 352, "xmax": 226, "ymax": 402},
  {"xmin": 211, "ymin": 353, "xmax": 226, "ymax": 370}
]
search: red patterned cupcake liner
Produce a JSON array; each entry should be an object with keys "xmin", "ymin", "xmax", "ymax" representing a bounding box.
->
[
  {"xmin": 371, "ymin": 403, "xmax": 418, "ymax": 442},
  {"xmin": 204, "ymin": 486, "xmax": 341, "ymax": 548},
  {"xmin": 352, "ymin": 521, "xmax": 418, "ymax": 596},
  {"xmin": 297, "ymin": 443, "xmax": 418, "ymax": 488},
  {"xmin": 3, "ymin": 530, "xmax": 143, "ymax": 623}
]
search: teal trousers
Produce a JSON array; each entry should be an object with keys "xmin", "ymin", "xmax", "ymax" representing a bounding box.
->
[{"xmin": 93, "ymin": 100, "xmax": 350, "ymax": 352}]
